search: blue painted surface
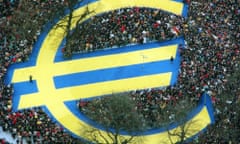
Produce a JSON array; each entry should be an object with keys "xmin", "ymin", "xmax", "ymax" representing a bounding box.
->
[
  {"xmin": 203, "ymin": 93, "xmax": 215, "ymax": 123},
  {"xmin": 55, "ymin": 37, "xmax": 184, "ymax": 62},
  {"xmin": 182, "ymin": 2, "xmax": 189, "ymax": 17},
  {"xmin": 12, "ymin": 81, "xmax": 38, "ymax": 111},
  {"xmin": 54, "ymin": 59, "xmax": 179, "ymax": 89},
  {"xmin": 183, "ymin": 93, "xmax": 215, "ymax": 143}
]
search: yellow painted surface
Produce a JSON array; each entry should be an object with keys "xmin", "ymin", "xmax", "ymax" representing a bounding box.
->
[
  {"xmin": 12, "ymin": 45, "xmax": 177, "ymax": 83},
  {"xmin": 18, "ymin": 73, "xmax": 171, "ymax": 109},
  {"xmin": 141, "ymin": 107, "xmax": 211, "ymax": 143}
]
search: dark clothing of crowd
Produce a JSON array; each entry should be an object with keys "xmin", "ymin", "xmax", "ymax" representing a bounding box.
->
[{"xmin": 69, "ymin": 7, "xmax": 182, "ymax": 52}]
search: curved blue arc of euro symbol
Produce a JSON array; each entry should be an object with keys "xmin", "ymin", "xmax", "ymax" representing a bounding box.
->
[{"xmin": 4, "ymin": 0, "xmax": 214, "ymax": 143}]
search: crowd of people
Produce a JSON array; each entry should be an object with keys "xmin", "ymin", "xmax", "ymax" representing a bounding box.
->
[
  {"xmin": 195, "ymin": 67, "xmax": 240, "ymax": 143},
  {"xmin": 0, "ymin": 0, "xmax": 82, "ymax": 143},
  {"xmin": 70, "ymin": 7, "xmax": 182, "ymax": 52},
  {"xmin": 79, "ymin": 0, "xmax": 240, "ymax": 143},
  {"xmin": 0, "ymin": 0, "xmax": 239, "ymax": 143}
]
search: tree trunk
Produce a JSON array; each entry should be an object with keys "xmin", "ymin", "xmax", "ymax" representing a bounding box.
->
[{"xmin": 64, "ymin": 8, "xmax": 73, "ymax": 58}]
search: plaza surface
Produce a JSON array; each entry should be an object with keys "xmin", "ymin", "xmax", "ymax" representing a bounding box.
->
[{"xmin": 6, "ymin": 0, "xmax": 214, "ymax": 143}]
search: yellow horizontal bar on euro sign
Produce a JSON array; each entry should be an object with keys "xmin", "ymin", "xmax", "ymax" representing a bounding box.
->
[
  {"xmin": 17, "ymin": 72, "xmax": 171, "ymax": 110},
  {"xmin": 11, "ymin": 45, "xmax": 178, "ymax": 83}
]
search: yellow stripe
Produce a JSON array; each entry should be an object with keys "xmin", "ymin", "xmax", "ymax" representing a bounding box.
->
[
  {"xmin": 36, "ymin": 0, "xmax": 183, "ymax": 65},
  {"xmin": 18, "ymin": 72, "xmax": 171, "ymax": 109},
  {"xmin": 31, "ymin": 101, "xmax": 211, "ymax": 144},
  {"xmin": 140, "ymin": 107, "xmax": 211, "ymax": 143},
  {"xmin": 12, "ymin": 45, "xmax": 177, "ymax": 83},
  {"xmin": 95, "ymin": 0, "xmax": 184, "ymax": 16}
]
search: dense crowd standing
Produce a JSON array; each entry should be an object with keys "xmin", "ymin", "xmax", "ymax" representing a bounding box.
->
[
  {"xmin": 0, "ymin": 0, "xmax": 239, "ymax": 143},
  {"xmin": 79, "ymin": 0, "xmax": 240, "ymax": 143},
  {"xmin": 70, "ymin": 7, "xmax": 182, "ymax": 52},
  {"xmin": 184, "ymin": 1, "xmax": 240, "ymax": 142},
  {"xmin": 195, "ymin": 67, "xmax": 240, "ymax": 143},
  {"xmin": 0, "ymin": 0, "xmax": 81, "ymax": 143}
]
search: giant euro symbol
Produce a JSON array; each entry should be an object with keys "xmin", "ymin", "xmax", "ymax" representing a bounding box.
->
[{"xmin": 6, "ymin": 0, "xmax": 214, "ymax": 143}]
